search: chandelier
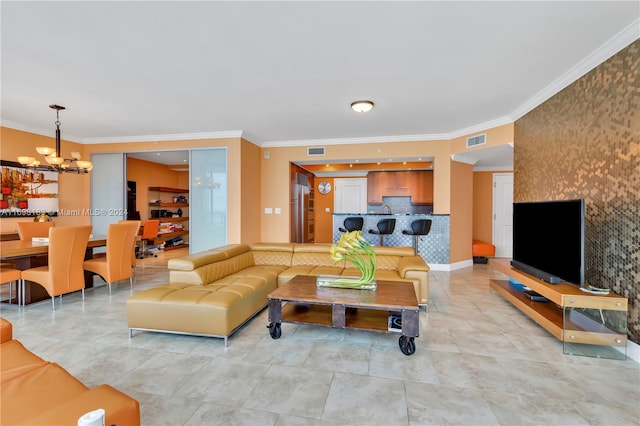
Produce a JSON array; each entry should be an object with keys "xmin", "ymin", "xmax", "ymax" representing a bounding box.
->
[{"xmin": 17, "ymin": 105, "xmax": 93, "ymax": 174}]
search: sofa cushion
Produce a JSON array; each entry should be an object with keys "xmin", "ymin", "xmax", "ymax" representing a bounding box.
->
[
  {"xmin": 22, "ymin": 384, "xmax": 140, "ymax": 426},
  {"xmin": 250, "ymin": 243, "xmax": 294, "ymax": 266},
  {"xmin": 127, "ymin": 278, "xmax": 276, "ymax": 337},
  {"xmin": 1, "ymin": 363, "xmax": 89, "ymax": 425},
  {"xmin": 1, "ymin": 340, "xmax": 49, "ymax": 383},
  {"xmin": 278, "ymin": 266, "xmax": 346, "ymax": 286}
]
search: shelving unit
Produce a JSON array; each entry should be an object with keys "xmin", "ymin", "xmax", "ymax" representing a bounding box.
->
[
  {"xmin": 490, "ymin": 258, "xmax": 628, "ymax": 359},
  {"xmin": 148, "ymin": 186, "xmax": 189, "ymax": 251}
]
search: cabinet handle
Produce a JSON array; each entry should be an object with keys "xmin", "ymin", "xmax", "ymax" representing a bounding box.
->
[
  {"xmin": 616, "ymin": 302, "xmax": 622, "ymax": 307},
  {"xmin": 569, "ymin": 335, "xmax": 575, "ymax": 339},
  {"xmin": 615, "ymin": 338, "xmax": 622, "ymax": 344}
]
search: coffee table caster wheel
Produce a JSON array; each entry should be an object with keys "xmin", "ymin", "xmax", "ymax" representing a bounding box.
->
[
  {"xmin": 398, "ymin": 336, "xmax": 415, "ymax": 355},
  {"xmin": 267, "ymin": 322, "xmax": 281, "ymax": 339}
]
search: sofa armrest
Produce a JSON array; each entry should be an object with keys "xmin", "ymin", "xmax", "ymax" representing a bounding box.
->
[
  {"xmin": 397, "ymin": 256, "xmax": 430, "ymax": 306},
  {"xmin": 397, "ymin": 256, "xmax": 430, "ymax": 276}
]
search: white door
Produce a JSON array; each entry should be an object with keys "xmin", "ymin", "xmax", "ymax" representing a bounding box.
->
[
  {"xmin": 493, "ymin": 173, "xmax": 513, "ymax": 258},
  {"xmin": 334, "ymin": 178, "xmax": 367, "ymax": 213}
]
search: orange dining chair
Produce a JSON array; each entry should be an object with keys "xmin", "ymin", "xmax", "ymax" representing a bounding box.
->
[
  {"xmin": 16, "ymin": 221, "xmax": 55, "ymax": 240},
  {"xmin": 118, "ymin": 220, "xmax": 141, "ymax": 274},
  {"xmin": 0, "ymin": 264, "xmax": 22, "ymax": 307},
  {"xmin": 20, "ymin": 225, "xmax": 92, "ymax": 310},
  {"xmin": 84, "ymin": 222, "xmax": 139, "ymax": 294},
  {"xmin": 137, "ymin": 219, "xmax": 160, "ymax": 259}
]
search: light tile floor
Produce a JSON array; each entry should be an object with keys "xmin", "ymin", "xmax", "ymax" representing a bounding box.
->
[{"xmin": 1, "ymin": 249, "xmax": 638, "ymax": 426}]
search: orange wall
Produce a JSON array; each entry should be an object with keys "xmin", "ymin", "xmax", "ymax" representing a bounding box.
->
[
  {"xmin": 449, "ymin": 161, "xmax": 473, "ymax": 263},
  {"xmin": 240, "ymin": 139, "xmax": 262, "ymax": 244},
  {"xmin": 313, "ymin": 177, "xmax": 335, "ymax": 243},
  {"xmin": 126, "ymin": 157, "xmax": 186, "ymax": 224}
]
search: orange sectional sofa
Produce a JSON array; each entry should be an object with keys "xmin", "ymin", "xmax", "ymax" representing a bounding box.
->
[{"xmin": 0, "ymin": 318, "xmax": 140, "ymax": 426}]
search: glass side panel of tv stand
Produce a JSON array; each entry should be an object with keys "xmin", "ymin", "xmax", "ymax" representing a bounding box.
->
[{"xmin": 563, "ymin": 307, "xmax": 627, "ymax": 360}]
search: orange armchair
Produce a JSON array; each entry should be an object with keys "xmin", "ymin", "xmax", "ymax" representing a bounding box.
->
[
  {"xmin": 20, "ymin": 225, "xmax": 92, "ymax": 310},
  {"xmin": 84, "ymin": 222, "xmax": 139, "ymax": 294}
]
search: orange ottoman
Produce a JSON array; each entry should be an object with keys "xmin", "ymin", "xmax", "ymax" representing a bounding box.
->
[{"xmin": 472, "ymin": 240, "xmax": 495, "ymax": 264}]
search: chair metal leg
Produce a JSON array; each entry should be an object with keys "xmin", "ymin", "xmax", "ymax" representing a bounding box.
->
[
  {"xmin": 108, "ymin": 283, "xmax": 112, "ymax": 295},
  {"xmin": 51, "ymin": 296, "xmax": 55, "ymax": 310},
  {"xmin": 129, "ymin": 276, "xmax": 133, "ymax": 290},
  {"xmin": 82, "ymin": 288, "xmax": 85, "ymax": 301}
]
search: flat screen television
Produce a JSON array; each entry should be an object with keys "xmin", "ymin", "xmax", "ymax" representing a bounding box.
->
[{"xmin": 511, "ymin": 199, "xmax": 584, "ymax": 285}]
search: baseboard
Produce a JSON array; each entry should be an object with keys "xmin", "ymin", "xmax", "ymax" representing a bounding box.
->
[{"xmin": 428, "ymin": 259, "xmax": 474, "ymax": 271}]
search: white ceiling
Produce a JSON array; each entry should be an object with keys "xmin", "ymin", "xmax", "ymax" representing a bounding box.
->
[{"xmin": 2, "ymin": 1, "xmax": 638, "ymax": 170}]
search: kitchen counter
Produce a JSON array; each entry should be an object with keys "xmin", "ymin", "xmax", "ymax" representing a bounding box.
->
[{"xmin": 333, "ymin": 213, "xmax": 450, "ymax": 268}]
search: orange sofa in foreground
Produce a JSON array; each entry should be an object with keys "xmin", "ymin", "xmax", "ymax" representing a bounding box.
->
[{"xmin": 0, "ymin": 317, "xmax": 140, "ymax": 426}]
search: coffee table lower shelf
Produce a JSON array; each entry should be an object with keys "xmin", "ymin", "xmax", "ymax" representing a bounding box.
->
[{"xmin": 267, "ymin": 301, "xmax": 419, "ymax": 355}]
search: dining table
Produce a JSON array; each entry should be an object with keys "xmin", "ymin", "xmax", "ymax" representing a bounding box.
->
[{"xmin": 0, "ymin": 235, "xmax": 107, "ymax": 305}]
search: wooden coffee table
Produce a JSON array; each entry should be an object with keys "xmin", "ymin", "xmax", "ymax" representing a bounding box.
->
[{"xmin": 267, "ymin": 275, "xmax": 420, "ymax": 355}]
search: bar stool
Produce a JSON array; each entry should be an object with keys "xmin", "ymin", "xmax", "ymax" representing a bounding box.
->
[
  {"xmin": 368, "ymin": 218, "xmax": 396, "ymax": 246},
  {"xmin": 402, "ymin": 219, "xmax": 432, "ymax": 255},
  {"xmin": 338, "ymin": 217, "xmax": 364, "ymax": 233}
]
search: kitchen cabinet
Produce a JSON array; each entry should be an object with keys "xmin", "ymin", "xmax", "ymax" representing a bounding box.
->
[
  {"xmin": 367, "ymin": 171, "xmax": 432, "ymax": 205},
  {"xmin": 383, "ymin": 171, "xmax": 412, "ymax": 196},
  {"xmin": 367, "ymin": 172, "xmax": 384, "ymax": 204},
  {"xmin": 410, "ymin": 171, "xmax": 433, "ymax": 205},
  {"xmin": 148, "ymin": 186, "xmax": 189, "ymax": 250}
]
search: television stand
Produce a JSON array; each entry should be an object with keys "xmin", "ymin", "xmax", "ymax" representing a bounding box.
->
[{"xmin": 489, "ymin": 259, "xmax": 628, "ymax": 359}]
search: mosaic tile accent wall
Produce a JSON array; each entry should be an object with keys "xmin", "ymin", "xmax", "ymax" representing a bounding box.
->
[{"xmin": 514, "ymin": 40, "xmax": 639, "ymax": 344}]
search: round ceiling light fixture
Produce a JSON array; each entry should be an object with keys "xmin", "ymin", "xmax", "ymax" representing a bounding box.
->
[{"xmin": 351, "ymin": 100, "xmax": 374, "ymax": 113}]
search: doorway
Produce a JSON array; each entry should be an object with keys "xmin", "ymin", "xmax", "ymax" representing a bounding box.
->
[{"xmin": 333, "ymin": 178, "xmax": 367, "ymax": 213}]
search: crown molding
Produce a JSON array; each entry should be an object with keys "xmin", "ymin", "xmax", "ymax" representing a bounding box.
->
[
  {"xmin": 511, "ymin": 18, "xmax": 640, "ymax": 121},
  {"xmin": 447, "ymin": 116, "xmax": 514, "ymax": 140},
  {"xmin": 261, "ymin": 132, "xmax": 451, "ymax": 148},
  {"xmin": 81, "ymin": 130, "xmax": 243, "ymax": 144},
  {"xmin": 1, "ymin": 119, "xmax": 83, "ymax": 143},
  {"xmin": 451, "ymin": 153, "xmax": 479, "ymax": 165}
]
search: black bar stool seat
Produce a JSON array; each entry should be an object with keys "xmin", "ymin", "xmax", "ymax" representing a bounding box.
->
[
  {"xmin": 368, "ymin": 218, "xmax": 396, "ymax": 246},
  {"xmin": 339, "ymin": 217, "xmax": 364, "ymax": 233},
  {"xmin": 402, "ymin": 219, "xmax": 432, "ymax": 254}
]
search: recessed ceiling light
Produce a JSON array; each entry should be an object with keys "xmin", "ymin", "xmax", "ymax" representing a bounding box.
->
[{"xmin": 351, "ymin": 100, "xmax": 374, "ymax": 113}]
